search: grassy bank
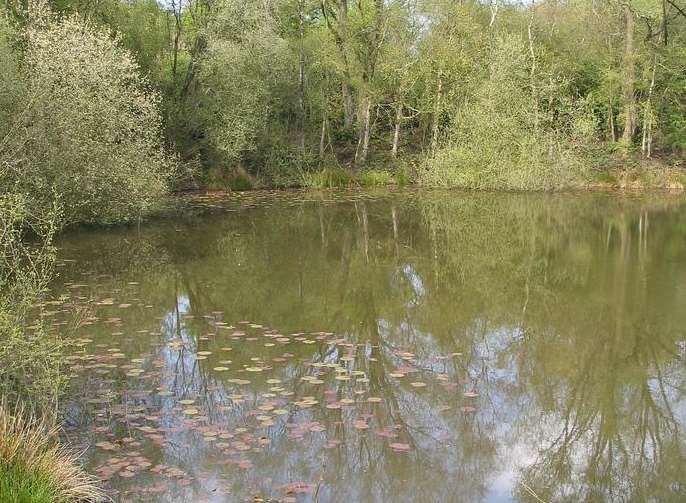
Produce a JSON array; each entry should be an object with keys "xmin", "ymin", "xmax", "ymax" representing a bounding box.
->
[
  {"xmin": 198, "ymin": 154, "xmax": 684, "ymax": 192},
  {"xmin": 0, "ymin": 406, "xmax": 103, "ymax": 503},
  {"xmin": 203, "ymin": 158, "xmax": 415, "ymax": 191},
  {"xmin": 589, "ymin": 157, "xmax": 686, "ymax": 190}
]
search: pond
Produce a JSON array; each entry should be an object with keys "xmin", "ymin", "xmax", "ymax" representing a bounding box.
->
[{"xmin": 46, "ymin": 189, "xmax": 686, "ymax": 502}]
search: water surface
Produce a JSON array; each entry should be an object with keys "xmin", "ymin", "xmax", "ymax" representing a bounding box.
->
[{"xmin": 49, "ymin": 190, "xmax": 686, "ymax": 502}]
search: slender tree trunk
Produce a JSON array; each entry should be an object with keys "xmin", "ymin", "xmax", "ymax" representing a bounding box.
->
[
  {"xmin": 339, "ymin": 0, "xmax": 353, "ymax": 128},
  {"xmin": 342, "ymin": 83, "xmax": 355, "ymax": 128},
  {"xmin": 362, "ymin": 102, "xmax": 372, "ymax": 162},
  {"xmin": 171, "ymin": 0, "xmax": 183, "ymax": 81},
  {"xmin": 641, "ymin": 57, "xmax": 657, "ymax": 158},
  {"xmin": 319, "ymin": 111, "xmax": 327, "ymax": 158},
  {"xmin": 322, "ymin": 0, "xmax": 354, "ymax": 128},
  {"xmin": 608, "ymin": 96, "xmax": 616, "ymax": 142},
  {"xmin": 355, "ymin": 96, "xmax": 372, "ymax": 166},
  {"xmin": 489, "ymin": 0, "xmax": 498, "ymax": 28},
  {"xmin": 430, "ymin": 71, "xmax": 443, "ymax": 156},
  {"xmin": 172, "ymin": 31, "xmax": 179, "ymax": 80},
  {"xmin": 391, "ymin": 102, "xmax": 402, "ymax": 158},
  {"xmin": 297, "ymin": 0, "xmax": 306, "ymax": 153},
  {"xmin": 621, "ymin": 4, "xmax": 637, "ymax": 145}
]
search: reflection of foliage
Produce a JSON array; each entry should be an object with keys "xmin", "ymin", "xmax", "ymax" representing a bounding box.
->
[{"xmin": 52, "ymin": 191, "xmax": 686, "ymax": 501}]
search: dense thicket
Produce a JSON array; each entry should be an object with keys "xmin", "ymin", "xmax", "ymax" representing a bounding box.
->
[
  {"xmin": 1, "ymin": 3, "xmax": 173, "ymax": 227},
  {"xmin": 1, "ymin": 0, "xmax": 685, "ymax": 194}
]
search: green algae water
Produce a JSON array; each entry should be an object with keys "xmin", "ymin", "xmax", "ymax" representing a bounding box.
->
[{"xmin": 47, "ymin": 190, "xmax": 686, "ymax": 502}]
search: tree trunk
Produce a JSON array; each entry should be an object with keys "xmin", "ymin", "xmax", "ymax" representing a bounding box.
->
[
  {"xmin": 297, "ymin": 0, "xmax": 306, "ymax": 153},
  {"xmin": 621, "ymin": 5, "xmax": 637, "ymax": 145},
  {"xmin": 430, "ymin": 72, "xmax": 443, "ymax": 156},
  {"xmin": 339, "ymin": 0, "xmax": 354, "ymax": 128},
  {"xmin": 321, "ymin": 0, "xmax": 354, "ymax": 128},
  {"xmin": 391, "ymin": 102, "xmax": 402, "ymax": 158},
  {"xmin": 489, "ymin": 0, "xmax": 498, "ymax": 28},
  {"xmin": 342, "ymin": 83, "xmax": 355, "ymax": 128},
  {"xmin": 641, "ymin": 57, "xmax": 657, "ymax": 158},
  {"xmin": 355, "ymin": 96, "xmax": 372, "ymax": 166},
  {"xmin": 319, "ymin": 111, "xmax": 327, "ymax": 158},
  {"xmin": 608, "ymin": 96, "xmax": 616, "ymax": 142},
  {"xmin": 171, "ymin": 0, "xmax": 183, "ymax": 81}
]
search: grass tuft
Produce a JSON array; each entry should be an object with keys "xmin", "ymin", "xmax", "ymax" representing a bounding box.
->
[
  {"xmin": 300, "ymin": 167, "xmax": 354, "ymax": 189},
  {"xmin": 0, "ymin": 404, "xmax": 105, "ymax": 503},
  {"xmin": 357, "ymin": 169, "xmax": 395, "ymax": 187}
]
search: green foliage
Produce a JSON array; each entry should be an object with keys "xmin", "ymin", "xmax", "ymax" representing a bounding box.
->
[
  {"xmin": 0, "ymin": 315, "xmax": 65, "ymax": 417},
  {"xmin": 0, "ymin": 194, "xmax": 64, "ymax": 414},
  {"xmin": 0, "ymin": 18, "xmax": 24, "ymax": 136},
  {"xmin": 0, "ymin": 406, "xmax": 103, "ymax": 502},
  {"xmin": 2, "ymin": 0, "xmax": 686, "ymax": 193},
  {"xmin": 357, "ymin": 169, "xmax": 395, "ymax": 187},
  {"xmin": 421, "ymin": 35, "xmax": 594, "ymax": 190},
  {"xmin": 0, "ymin": 5, "xmax": 174, "ymax": 226},
  {"xmin": 0, "ymin": 461, "xmax": 57, "ymax": 503},
  {"xmin": 198, "ymin": 0, "xmax": 291, "ymax": 166},
  {"xmin": 300, "ymin": 167, "xmax": 354, "ymax": 189},
  {"xmin": 227, "ymin": 172, "xmax": 256, "ymax": 192}
]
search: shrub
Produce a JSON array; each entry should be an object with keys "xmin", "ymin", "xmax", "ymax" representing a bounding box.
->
[
  {"xmin": 0, "ymin": 194, "xmax": 65, "ymax": 414},
  {"xmin": 420, "ymin": 35, "xmax": 593, "ymax": 190},
  {"xmin": 0, "ymin": 5, "xmax": 174, "ymax": 226},
  {"xmin": 198, "ymin": 0, "xmax": 289, "ymax": 166},
  {"xmin": 0, "ymin": 405, "xmax": 104, "ymax": 503},
  {"xmin": 0, "ymin": 196, "xmax": 95, "ymax": 501}
]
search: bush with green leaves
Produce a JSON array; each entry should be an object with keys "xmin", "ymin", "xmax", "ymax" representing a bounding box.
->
[
  {"xmin": 0, "ymin": 7, "xmax": 174, "ymax": 226},
  {"xmin": 198, "ymin": 0, "xmax": 290, "ymax": 165},
  {"xmin": 0, "ymin": 194, "xmax": 64, "ymax": 414},
  {"xmin": 421, "ymin": 35, "xmax": 594, "ymax": 190}
]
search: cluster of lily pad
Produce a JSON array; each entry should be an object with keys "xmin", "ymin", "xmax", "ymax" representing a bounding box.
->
[{"xmin": 43, "ymin": 278, "xmax": 480, "ymax": 501}]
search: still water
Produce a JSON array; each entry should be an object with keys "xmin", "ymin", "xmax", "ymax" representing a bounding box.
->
[{"xmin": 48, "ymin": 190, "xmax": 686, "ymax": 502}]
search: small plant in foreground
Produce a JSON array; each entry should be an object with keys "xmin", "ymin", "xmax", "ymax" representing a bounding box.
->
[{"xmin": 0, "ymin": 404, "xmax": 105, "ymax": 503}]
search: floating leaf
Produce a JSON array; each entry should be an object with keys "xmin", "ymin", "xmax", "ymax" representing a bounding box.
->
[{"xmin": 389, "ymin": 442, "xmax": 410, "ymax": 452}]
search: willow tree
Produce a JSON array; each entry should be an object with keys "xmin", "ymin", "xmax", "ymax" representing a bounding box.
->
[{"xmin": 1, "ymin": 4, "xmax": 173, "ymax": 226}]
